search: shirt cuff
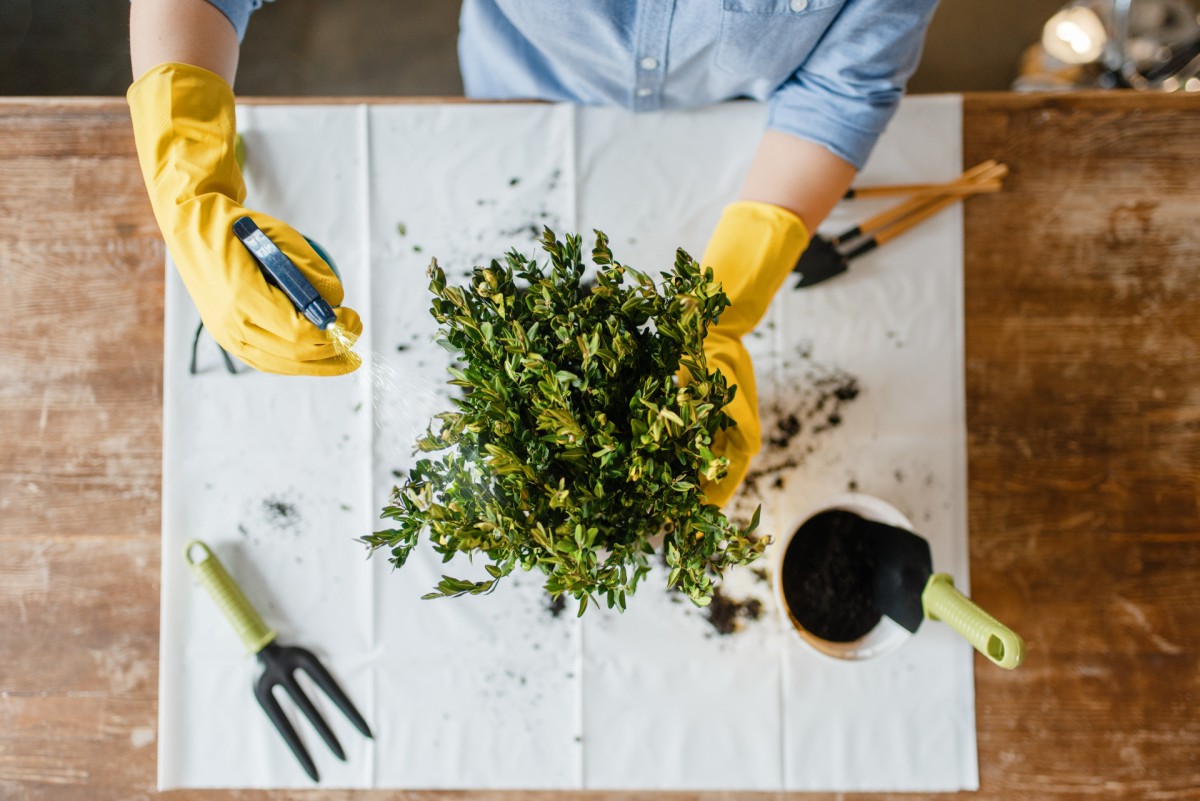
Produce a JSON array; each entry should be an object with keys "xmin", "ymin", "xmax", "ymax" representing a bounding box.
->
[
  {"xmin": 200, "ymin": 0, "xmax": 262, "ymax": 43},
  {"xmin": 765, "ymin": 76, "xmax": 902, "ymax": 170}
]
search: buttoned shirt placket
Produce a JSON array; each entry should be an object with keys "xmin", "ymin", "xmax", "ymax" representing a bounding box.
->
[{"xmin": 631, "ymin": 0, "xmax": 674, "ymax": 111}]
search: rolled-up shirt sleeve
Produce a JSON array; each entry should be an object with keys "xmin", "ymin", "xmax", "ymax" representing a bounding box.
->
[
  {"xmin": 767, "ymin": 0, "xmax": 939, "ymax": 170},
  {"xmin": 200, "ymin": 0, "xmax": 264, "ymax": 42}
]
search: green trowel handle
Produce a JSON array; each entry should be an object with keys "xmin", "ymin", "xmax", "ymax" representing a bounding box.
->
[
  {"xmin": 923, "ymin": 573, "xmax": 1025, "ymax": 670},
  {"xmin": 184, "ymin": 540, "xmax": 277, "ymax": 655}
]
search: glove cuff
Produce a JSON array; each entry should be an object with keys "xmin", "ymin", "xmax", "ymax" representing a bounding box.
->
[
  {"xmin": 127, "ymin": 62, "xmax": 247, "ymax": 220},
  {"xmin": 702, "ymin": 200, "xmax": 810, "ymax": 339}
]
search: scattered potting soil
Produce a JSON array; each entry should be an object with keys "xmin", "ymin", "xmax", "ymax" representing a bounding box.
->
[
  {"xmin": 767, "ymin": 413, "xmax": 802, "ymax": 448},
  {"xmin": 401, "ymin": 170, "xmax": 567, "ymax": 283},
  {"xmin": 499, "ymin": 222, "xmax": 542, "ymax": 240},
  {"xmin": 703, "ymin": 586, "xmax": 764, "ymax": 636},
  {"xmin": 262, "ymin": 496, "xmax": 301, "ymax": 532},
  {"xmin": 780, "ymin": 509, "xmax": 880, "ymax": 642},
  {"xmin": 738, "ymin": 345, "xmax": 862, "ymax": 501}
]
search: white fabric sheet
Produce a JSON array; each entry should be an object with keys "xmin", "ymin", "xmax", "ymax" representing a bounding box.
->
[{"xmin": 160, "ymin": 97, "xmax": 975, "ymax": 791}]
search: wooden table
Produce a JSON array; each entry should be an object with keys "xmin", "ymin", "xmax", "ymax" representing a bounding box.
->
[{"xmin": 1, "ymin": 94, "xmax": 1197, "ymax": 800}]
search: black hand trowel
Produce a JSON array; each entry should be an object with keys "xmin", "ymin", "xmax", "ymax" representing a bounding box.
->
[{"xmin": 861, "ymin": 518, "xmax": 1025, "ymax": 670}]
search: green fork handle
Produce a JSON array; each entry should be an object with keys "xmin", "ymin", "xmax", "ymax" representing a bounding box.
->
[
  {"xmin": 922, "ymin": 573, "xmax": 1025, "ymax": 670},
  {"xmin": 185, "ymin": 540, "xmax": 277, "ymax": 655}
]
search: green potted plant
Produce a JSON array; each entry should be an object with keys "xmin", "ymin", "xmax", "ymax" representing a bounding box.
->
[{"xmin": 362, "ymin": 229, "xmax": 763, "ymax": 615}]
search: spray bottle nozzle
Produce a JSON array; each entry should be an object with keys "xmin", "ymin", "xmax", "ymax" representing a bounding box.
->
[{"xmin": 232, "ymin": 216, "xmax": 338, "ymax": 331}]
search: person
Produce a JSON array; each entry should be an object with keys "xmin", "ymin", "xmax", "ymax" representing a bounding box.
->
[{"xmin": 127, "ymin": 0, "xmax": 939, "ymax": 506}]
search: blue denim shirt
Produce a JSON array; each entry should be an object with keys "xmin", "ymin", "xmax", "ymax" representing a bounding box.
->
[{"xmin": 204, "ymin": 0, "xmax": 937, "ymax": 168}]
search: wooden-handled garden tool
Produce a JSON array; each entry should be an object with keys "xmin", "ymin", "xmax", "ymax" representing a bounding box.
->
[
  {"xmin": 862, "ymin": 521, "xmax": 1025, "ymax": 670},
  {"xmin": 794, "ymin": 160, "xmax": 1008, "ymax": 288},
  {"xmin": 185, "ymin": 541, "xmax": 372, "ymax": 781}
]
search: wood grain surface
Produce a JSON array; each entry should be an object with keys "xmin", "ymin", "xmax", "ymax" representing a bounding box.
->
[{"xmin": 1, "ymin": 94, "xmax": 1198, "ymax": 800}]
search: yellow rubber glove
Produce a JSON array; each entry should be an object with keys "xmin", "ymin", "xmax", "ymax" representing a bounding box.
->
[
  {"xmin": 127, "ymin": 63, "xmax": 362, "ymax": 375},
  {"xmin": 693, "ymin": 201, "xmax": 810, "ymax": 508}
]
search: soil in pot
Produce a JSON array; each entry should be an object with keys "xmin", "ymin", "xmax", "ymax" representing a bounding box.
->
[{"xmin": 780, "ymin": 509, "xmax": 881, "ymax": 642}]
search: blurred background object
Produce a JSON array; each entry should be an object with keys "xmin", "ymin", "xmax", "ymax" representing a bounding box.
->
[
  {"xmin": 0, "ymin": 0, "xmax": 1075, "ymax": 96},
  {"xmin": 0, "ymin": 0, "xmax": 33, "ymax": 74},
  {"xmin": 1016, "ymin": 0, "xmax": 1200, "ymax": 90}
]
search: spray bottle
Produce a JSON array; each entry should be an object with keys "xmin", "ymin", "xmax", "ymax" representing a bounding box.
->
[{"xmin": 232, "ymin": 216, "xmax": 340, "ymax": 331}]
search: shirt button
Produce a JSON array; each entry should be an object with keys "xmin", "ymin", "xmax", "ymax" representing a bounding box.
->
[
  {"xmin": 790, "ymin": 0, "xmax": 808, "ymax": 10},
  {"xmin": 636, "ymin": 87, "xmax": 653, "ymax": 97},
  {"xmin": 639, "ymin": 57, "xmax": 659, "ymax": 70}
]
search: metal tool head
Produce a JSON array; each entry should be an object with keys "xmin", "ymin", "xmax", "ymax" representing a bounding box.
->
[
  {"xmin": 792, "ymin": 235, "xmax": 850, "ymax": 288},
  {"xmin": 253, "ymin": 642, "xmax": 373, "ymax": 782},
  {"xmin": 861, "ymin": 518, "xmax": 934, "ymax": 634}
]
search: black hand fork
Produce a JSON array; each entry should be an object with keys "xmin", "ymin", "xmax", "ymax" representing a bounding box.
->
[{"xmin": 185, "ymin": 541, "xmax": 373, "ymax": 782}]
